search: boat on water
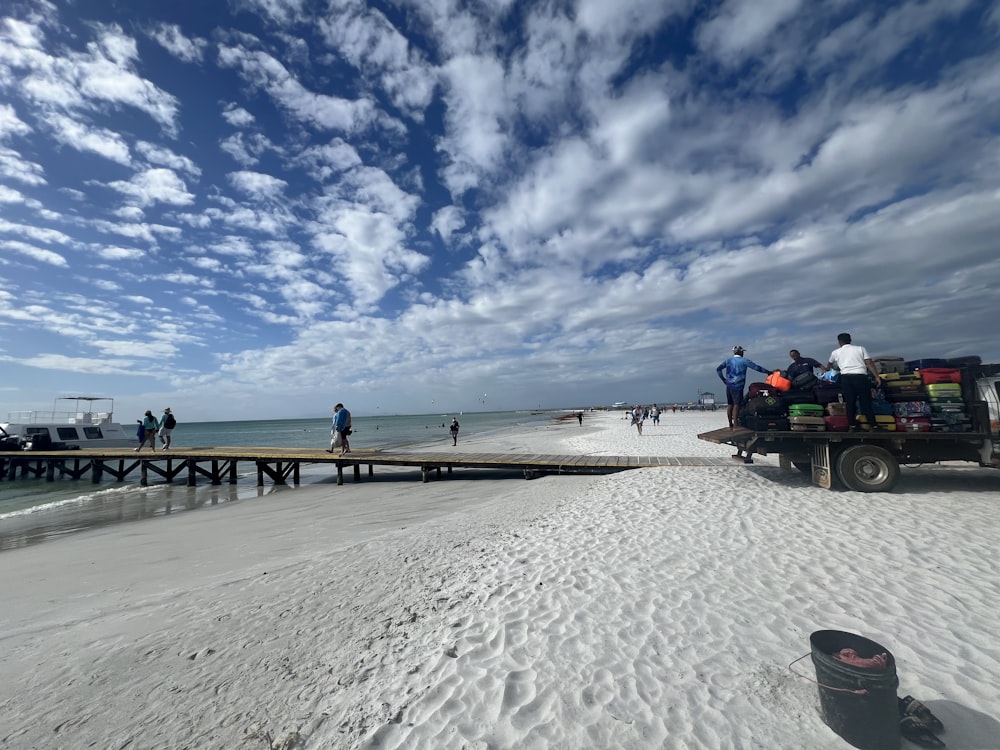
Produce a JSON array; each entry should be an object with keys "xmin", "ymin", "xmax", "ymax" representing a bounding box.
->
[{"xmin": 0, "ymin": 396, "xmax": 137, "ymax": 450}]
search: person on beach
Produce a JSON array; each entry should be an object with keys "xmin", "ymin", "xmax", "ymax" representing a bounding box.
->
[
  {"xmin": 827, "ymin": 333, "xmax": 882, "ymax": 432},
  {"xmin": 576, "ymin": 412, "xmax": 583, "ymax": 426},
  {"xmin": 329, "ymin": 403, "xmax": 352, "ymax": 454},
  {"xmin": 135, "ymin": 410, "xmax": 158, "ymax": 451},
  {"xmin": 631, "ymin": 406, "xmax": 644, "ymax": 435},
  {"xmin": 450, "ymin": 418, "xmax": 460, "ymax": 445},
  {"xmin": 650, "ymin": 404, "xmax": 660, "ymax": 426},
  {"xmin": 158, "ymin": 407, "xmax": 176, "ymax": 450},
  {"xmin": 716, "ymin": 345, "xmax": 771, "ymax": 430}
]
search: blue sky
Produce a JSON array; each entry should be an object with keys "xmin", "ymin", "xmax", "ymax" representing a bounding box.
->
[{"xmin": 1, "ymin": 0, "xmax": 999, "ymax": 421}]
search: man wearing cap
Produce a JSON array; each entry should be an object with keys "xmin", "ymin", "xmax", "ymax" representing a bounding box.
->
[
  {"xmin": 716, "ymin": 346, "xmax": 772, "ymax": 429},
  {"xmin": 158, "ymin": 407, "xmax": 176, "ymax": 449}
]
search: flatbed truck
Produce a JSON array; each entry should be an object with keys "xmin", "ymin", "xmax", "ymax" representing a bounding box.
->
[{"xmin": 698, "ymin": 364, "xmax": 1000, "ymax": 492}]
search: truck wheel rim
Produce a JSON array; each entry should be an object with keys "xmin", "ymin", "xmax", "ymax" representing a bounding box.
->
[{"xmin": 856, "ymin": 458, "xmax": 889, "ymax": 482}]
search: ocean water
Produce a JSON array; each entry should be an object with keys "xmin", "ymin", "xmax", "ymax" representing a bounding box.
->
[{"xmin": 0, "ymin": 410, "xmax": 557, "ymax": 551}]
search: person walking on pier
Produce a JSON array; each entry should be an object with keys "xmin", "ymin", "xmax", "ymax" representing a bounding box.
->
[
  {"xmin": 158, "ymin": 407, "xmax": 176, "ymax": 450},
  {"xmin": 329, "ymin": 403, "xmax": 352, "ymax": 455},
  {"xmin": 135, "ymin": 410, "xmax": 158, "ymax": 451},
  {"xmin": 450, "ymin": 417, "xmax": 460, "ymax": 445}
]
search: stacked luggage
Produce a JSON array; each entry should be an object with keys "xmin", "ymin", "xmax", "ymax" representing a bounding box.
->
[
  {"xmin": 743, "ymin": 390, "xmax": 788, "ymax": 431},
  {"xmin": 877, "ymin": 357, "xmax": 973, "ymax": 432},
  {"xmin": 739, "ymin": 355, "xmax": 978, "ymax": 434},
  {"xmin": 919, "ymin": 367, "xmax": 970, "ymax": 432},
  {"xmin": 742, "ymin": 374, "xmax": 831, "ymax": 431},
  {"xmin": 788, "ymin": 403, "xmax": 825, "ymax": 431}
]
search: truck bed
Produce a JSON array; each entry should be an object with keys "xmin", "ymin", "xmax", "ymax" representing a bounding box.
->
[
  {"xmin": 698, "ymin": 426, "xmax": 991, "ymax": 465},
  {"xmin": 698, "ymin": 427, "xmax": 990, "ymax": 447}
]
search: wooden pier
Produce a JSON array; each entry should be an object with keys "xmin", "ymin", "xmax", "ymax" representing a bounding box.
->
[{"xmin": 0, "ymin": 447, "xmax": 739, "ymax": 487}]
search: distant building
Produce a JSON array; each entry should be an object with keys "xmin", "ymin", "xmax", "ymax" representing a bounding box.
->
[{"xmin": 697, "ymin": 390, "xmax": 716, "ymax": 410}]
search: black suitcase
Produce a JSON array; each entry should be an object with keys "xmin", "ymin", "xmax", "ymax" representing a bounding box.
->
[
  {"xmin": 884, "ymin": 388, "xmax": 927, "ymax": 402},
  {"xmin": 791, "ymin": 372, "xmax": 819, "ymax": 390},
  {"xmin": 813, "ymin": 384, "xmax": 844, "ymax": 405},
  {"xmin": 746, "ymin": 393, "xmax": 785, "ymax": 416},
  {"xmin": 872, "ymin": 356, "xmax": 906, "ymax": 374},
  {"xmin": 906, "ymin": 358, "xmax": 949, "ymax": 370},
  {"xmin": 745, "ymin": 415, "xmax": 790, "ymax": 431},
  {"xmin": 944, "ymin": 356, "xmax": 982, "ymax": 368}
]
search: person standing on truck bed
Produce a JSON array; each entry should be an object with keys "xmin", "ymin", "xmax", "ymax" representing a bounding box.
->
[
  {"xmin": 827, "ymin": 332, "xmax": 882, "ymax": 432},
  {"xmin": 787, "ymin": 350, "xmax": 827, "ymax": 380},
  {"xmin": 716, "ymin": 345, "xmax": 772, "ymax": 429}
]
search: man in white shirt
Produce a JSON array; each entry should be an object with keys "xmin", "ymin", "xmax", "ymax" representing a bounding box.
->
[{"xmin": 827, "ymin": 332, "xmax": 883, "ymax": 432}]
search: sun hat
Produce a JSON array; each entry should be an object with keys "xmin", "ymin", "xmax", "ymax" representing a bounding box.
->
[
  {"xmin": 733, "ymin": 345, "xmax": 745, "ymax": 354},
  {"xmin": 164, "ymin": 407, "xmax": 171, "ymax": 412}
]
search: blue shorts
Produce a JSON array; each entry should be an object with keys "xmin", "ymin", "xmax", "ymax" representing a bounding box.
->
[{"xmin": 726, "ymin": 385, "xmax": 745, "ymax": 406}]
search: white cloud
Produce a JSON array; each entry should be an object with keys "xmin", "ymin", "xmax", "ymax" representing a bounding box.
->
[
  {"xmin": 208, "ymin": 236, "xmax": 256, "ymax": 258},
  {"xmin": 148, "ymin": 22, "xmax": 208, "ymax": 63},
  {"xmin": 312, "ymin": 204, "xmax": 429, "ymax": 309},
  {"xmin": 431, "ymin": 205, "xmax": 465, "ymax": 242},
  {"xmin": 438, "ymin": 54, "xmax": 509, "ymax": 195},
  {"xmin": 2, "ymin": 20, "xmax": 181, "ymax": 134},
  {"xmin": 228, "ymin": 170, "xmax": 288, "ymax": 199},
  {"xmin": 0, "ymin": 147, "xmax": 46, "ymax": 185},
  {"xmin": 48, "ymin": 113, "xmax": 130, "ymax": 164},
  {"xmin": 136, "ymin": 141, "xmax": 201, "ymax": 177},
  {"xmin": 233, "ymin": 0, "xmax": 308, "ymax": 27},
  {"xmin": 697, "ymin": 0, "xmax": 804, "ymax": 65},
  {"xmin": 0, "ymin": 239, "xmax": 67, "ymax": 266},
  {"xmin": 217, "ymin": 44, "xmax": 376, "ymax": 133},
  {"xmin": 9, "ymin": 353, "xmax": 138, "ymax": 374},
  {"xmin": 0, "ymin": 103, "xmax": 31, "ymax": 139},
  {"xmin": 0, "ymin": 185, "xmax": 24, "ymax": 202},
  {"xmin": 97, "ymin": 245, "xmax": 144, "ymax": 260},
  {"xmin": 108, "ymin": 168, "xmax": 195, "ymax": 207},
  {"xmin": 221, "ymin": 104, "xmax": 256, "ymax": 127},
  {"xmin": 317, "ymin": 5, "xmax": 438, "ymax": 117},
  {"xmin": 294, "ymin": 139, "xmax": 362, "ymax": 181}
]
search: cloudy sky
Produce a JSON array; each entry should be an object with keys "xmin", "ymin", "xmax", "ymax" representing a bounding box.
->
[{"xmin": 1, "ymin": 0, "xmax": 999, "ymax": 421}]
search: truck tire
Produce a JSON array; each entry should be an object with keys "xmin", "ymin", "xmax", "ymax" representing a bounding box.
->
[{"xmin": 835, "ymin": 445, "xmax": 900, "ymax": 493}]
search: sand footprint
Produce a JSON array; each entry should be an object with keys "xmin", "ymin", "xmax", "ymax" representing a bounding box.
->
[
  {"xmin": 500, "ymin": 667, "xmax": 537, "ymax": 715},
  {"xmin": 580, "ymin": 667, "xmax": 615, "ymax": 711}
]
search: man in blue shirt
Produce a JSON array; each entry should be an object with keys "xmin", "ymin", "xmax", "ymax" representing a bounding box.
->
[
  {"xmin": 716, "ymin": 346, "xmax": 772, "ymax": 429},
  {"xmin": 329, "ymin": 402, "xmax": 352, "ymax": 454}
]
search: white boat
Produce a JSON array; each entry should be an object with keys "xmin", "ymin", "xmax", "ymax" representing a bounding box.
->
[
  {"xmin": 1, "ymin": 396, "xmax": 137, "ymax": 450},
  {"xmin": 611, "ymin": 401, "xmax": 629, "ymax": 409}
]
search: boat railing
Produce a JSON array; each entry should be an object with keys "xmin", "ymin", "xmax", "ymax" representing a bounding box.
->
[{"xmin": 5, "ymin": 410, "xmax": 115, "ymax": 425}]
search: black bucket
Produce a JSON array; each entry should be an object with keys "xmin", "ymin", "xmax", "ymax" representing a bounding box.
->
[{"xmin": 809, "ymin": 630, "xmax": 900, "ymax": 750}]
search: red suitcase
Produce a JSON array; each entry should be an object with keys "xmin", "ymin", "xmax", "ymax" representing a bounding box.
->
[
  {"xmin": 895, "ymin": 416, "xmax": 931, "ymax": 432},
  {"xmin": 918, "ymin": 368, "xmax": 961, "ymax": 385},
  {"xmin": 823, "ymin": 415, "xmax": 850, "ymax": 431}
]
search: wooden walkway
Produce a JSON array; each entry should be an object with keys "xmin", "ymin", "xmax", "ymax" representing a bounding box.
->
[{"xmin": 0, "ymin": 447, "xmax": 740, "ymax": 487}]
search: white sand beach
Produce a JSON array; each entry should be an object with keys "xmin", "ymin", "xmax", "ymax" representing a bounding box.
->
[{"xmin": 1, "ymin": 411, "xmax": 999, "ymax": 749}]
